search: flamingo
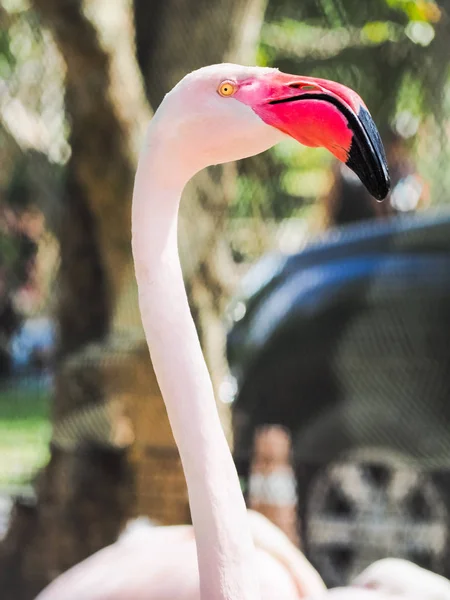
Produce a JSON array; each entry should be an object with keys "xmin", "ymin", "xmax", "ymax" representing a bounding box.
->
[
  {"xmin": 35, "ymin": 63, "xmax": 389, "ymax": 600},
  {"xmin": 305, "ymin": 589, "xmax": 409, "ymax": 599},
  {"xmin": 302, "ymin": 558, "xmax": 450, "ymax": 599},
  {"xmin": 352, "ymin": 558, "xmax": 450, "ymax": 598},
  {"xmin": 34, "ymin": 510, "xmax": 326, "ymax": 599}
]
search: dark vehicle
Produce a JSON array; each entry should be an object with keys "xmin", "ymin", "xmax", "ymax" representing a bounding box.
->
[{"xmin": 226, "ymin": 210, "xmax": 450, "ymax": 586}]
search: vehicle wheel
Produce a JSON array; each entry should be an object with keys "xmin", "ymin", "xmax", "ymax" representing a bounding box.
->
[{"xmin": 300, "ymin": 451, "xmax": 449, "ymax": 587}]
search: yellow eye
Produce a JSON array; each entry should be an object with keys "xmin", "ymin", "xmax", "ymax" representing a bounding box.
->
[{"xmin": 218, "ymin": 81, "xmax": 236, "ymax": 97}]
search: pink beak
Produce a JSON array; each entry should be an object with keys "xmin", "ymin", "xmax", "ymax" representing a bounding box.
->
[{"xmin": 235, "ymin": 71, "xmax": 390, "ymax": 200}]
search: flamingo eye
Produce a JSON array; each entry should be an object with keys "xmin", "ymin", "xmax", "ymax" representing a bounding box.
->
[{"xmin": 218, "ymin": 81, "xmax": 237, "ymax": 97}]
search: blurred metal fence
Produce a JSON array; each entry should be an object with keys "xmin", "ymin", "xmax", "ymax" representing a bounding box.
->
[{"xmin": 1, "ymin": 0, "xmax": 450, "ymax": 590}]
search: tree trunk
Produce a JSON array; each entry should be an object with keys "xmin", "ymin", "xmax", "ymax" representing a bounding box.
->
[{"xmin": 0, "ymin": 2, "xmax": 137, "ymax": 598}]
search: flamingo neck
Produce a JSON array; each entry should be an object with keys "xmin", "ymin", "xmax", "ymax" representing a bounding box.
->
[{"xmin": 131, "ymin": 126, "xmax": 260, "ymax": 600}]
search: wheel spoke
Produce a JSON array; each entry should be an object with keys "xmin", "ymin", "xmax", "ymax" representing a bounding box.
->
[
  {"xmin": 387, "ymin": 469, "xmax": 420, "ymax": 503},
  {"xmin": 330, "ymin": 463, "xmax": 373, "ymax": 507},
  {"xmin": 307, "ymin": 516, "xmax": 356, "ymax": 547},
  {"xmin": 403, "ymin": 521, "xmax": 448, "ymax": 554}
]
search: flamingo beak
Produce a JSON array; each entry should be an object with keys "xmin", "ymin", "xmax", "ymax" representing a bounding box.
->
[{"xmin": 240, "ymin": 72, "xmax": 390, "ymax": 200}]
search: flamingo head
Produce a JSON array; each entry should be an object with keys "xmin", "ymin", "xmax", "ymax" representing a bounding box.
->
[{"xmin": 159, "ymin": 64, "xmax": 390, "ymax": 200}]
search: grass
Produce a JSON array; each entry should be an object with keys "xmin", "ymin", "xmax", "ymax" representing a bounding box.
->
[{"xmin": 0, "ymin": 379, "xmax": 51, "ymax": 487}]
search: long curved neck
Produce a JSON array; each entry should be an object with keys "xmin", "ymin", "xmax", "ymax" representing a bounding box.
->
[{"xmin": 131, "ymin": 125, "xmax": 260, "ymax": 600}]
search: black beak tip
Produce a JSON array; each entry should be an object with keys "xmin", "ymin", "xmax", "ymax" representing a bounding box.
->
[
  {"xmin": 372, "ymin": 170, "xmax": 391, "ymax": 202},
  {"xmin": 346, "ymin": 105, "xmax": 391, "ymax": 202},
  {"xmin": 345, "ymin": 149, "xmax": 390, "ymax": 202}
]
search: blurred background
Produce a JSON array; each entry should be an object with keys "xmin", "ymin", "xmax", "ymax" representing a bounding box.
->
[{"xmin": 1, "ymin": 0, "xmax": 450, "ymax": 597}]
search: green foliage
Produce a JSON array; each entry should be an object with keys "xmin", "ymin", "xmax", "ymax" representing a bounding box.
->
[
  {"xmin": 231, "ymin": 0, "xmax": 450, "ymax": 225},
  {"xmin": 0, "ymin": 383, "xmax": 51, "ymax": 485},
  {"xmin": 386, "ymin": 0, "xmax": 442, "ymax": 23},
  {"xmin": 0, "ymin": 233, "xmax": 20, "ymax": 271},
  {"xmin": 0, "ymin": 28, "xmax": 16, "ymax": 79}
]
